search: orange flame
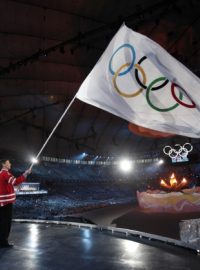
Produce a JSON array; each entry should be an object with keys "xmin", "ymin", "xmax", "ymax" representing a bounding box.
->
[
  {"xmin": 182, "ymin": 178, "xmax": 187, "ymax": 184},
  {"xmin": 160, "ymin": 173, "xmax": 187, "ymax": 191}
]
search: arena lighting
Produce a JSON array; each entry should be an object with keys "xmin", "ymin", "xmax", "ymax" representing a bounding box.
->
[
  {"xmin": 119, "ymin": 159, "xmax": 133, "ymax": 172},
  {"xmin": 82, "ymin": 152, "xmax": 88, "ymax": 158},
  {"xmin": 158, "ymin": 159, "xmax": 164, "ymax": 165},
  {"xmin": 30, "ymin": 157, "xmax": 38, "ymax": 164},
  {"xmin": 92, "ymin": 156, "xmax": 98, "ymax": 161}
]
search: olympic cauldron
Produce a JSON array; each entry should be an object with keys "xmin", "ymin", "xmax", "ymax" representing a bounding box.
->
[
  {"xmin": 137, "ymin": 142, "xmax": 200, "ymax": 213},
  {"xmin": 160, "ymin": 173, "xmax": 187, "ymax": 191},
  {"xmin": 137, "ymin": 180, "xmax": 200, "ymax": 213}
]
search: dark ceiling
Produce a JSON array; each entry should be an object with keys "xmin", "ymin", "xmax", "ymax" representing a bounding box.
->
[{"xmin": 0, "ymin": 0, "xmax": 200, "ymax": 160}]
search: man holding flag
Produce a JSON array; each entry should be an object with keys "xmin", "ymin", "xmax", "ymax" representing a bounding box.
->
[{"xmin": 0, "ymin": 159, "xmax": 31, "ymax": 248}]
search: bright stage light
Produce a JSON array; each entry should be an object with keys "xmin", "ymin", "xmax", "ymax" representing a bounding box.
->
[
  {"xmin": 158, "ymin": 159, "xmax": 164, "ymax": 165},
  {"xmin": 119, "ymin": 159, "xmax": 132, "ymax": 172},
  {"xmin": 31, "ymin": 157, "xmax": 38, "ymax": 164}
]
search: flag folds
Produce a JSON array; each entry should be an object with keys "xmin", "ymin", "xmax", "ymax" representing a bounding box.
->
[{"xmin": 76, "ymin": 24, "xmax": 200, "ymax": 138}]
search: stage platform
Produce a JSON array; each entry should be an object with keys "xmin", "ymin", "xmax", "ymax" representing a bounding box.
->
[{"xmin": 0, "ymin": 220, "xmax": 200, "ymax": 270}]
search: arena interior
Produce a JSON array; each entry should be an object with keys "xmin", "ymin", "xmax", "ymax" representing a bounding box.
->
[{"xmin": 0, "ymin": 0, "xmax": 200, "ymax": 269}]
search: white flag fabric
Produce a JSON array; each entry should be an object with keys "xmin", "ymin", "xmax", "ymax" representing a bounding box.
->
[{"xmin": 76, "ymin": 24, "xmax": 200, "ymax": 138}]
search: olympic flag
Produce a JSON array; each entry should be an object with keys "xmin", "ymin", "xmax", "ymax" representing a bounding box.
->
[{"xmin": 76, "ymin": 24, "xmax": 200, "ymax": 138}]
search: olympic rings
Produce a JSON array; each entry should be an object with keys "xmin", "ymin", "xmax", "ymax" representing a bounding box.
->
[
  {"xmin": 163, "ymin": 146, "xmax": 172, "ymax": 155},
  {"xmin": 171, "ymin": 83, "xmax": 196, "ymax": 108},
  {"xmin": 109, "ymin": 43, "xmax": 196, "ymax": 112},
  {"xmin": 183, "ymin": 142, "xmax": 193, "ymax": 152},
  {"xmin": 146, "ymin": 77, "xmax": 183, "ymax": 112},
  {"xmin": 113, "ymin": 63, "xmax": 146, "ymax": 97},
  {"xmin": 109, "ymin": 44, "xmax": 136, "ymax": 76},
  {"xmin": 163, "ymin": 143, "xmax": 193, "ymax": 159},
  {"xmin": 135, "ymin": 56, "xmax": 169, "ymax": 91},
  {"xmin": 169, "ymin": 149, "xmax": 179, "ymax": 158}
]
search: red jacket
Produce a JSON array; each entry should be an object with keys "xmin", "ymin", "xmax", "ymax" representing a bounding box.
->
[{"xmin": 0, "ymin": 169, "xmax": 26, "ymax": 207}]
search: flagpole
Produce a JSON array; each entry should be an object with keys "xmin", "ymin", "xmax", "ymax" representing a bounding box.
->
[{"xmin": 29, "ymin": 94, "xmax": 77, "ymax": 170}]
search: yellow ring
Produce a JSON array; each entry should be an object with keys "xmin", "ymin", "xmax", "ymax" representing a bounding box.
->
[{"xmin": 113, "ymin": 63, "xmax": 146, "ymax": 98}]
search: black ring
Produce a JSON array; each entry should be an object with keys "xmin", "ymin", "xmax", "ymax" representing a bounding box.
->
[{"xmin": 135, "ymin": 56, "xmax": 169, "ymax": 91}]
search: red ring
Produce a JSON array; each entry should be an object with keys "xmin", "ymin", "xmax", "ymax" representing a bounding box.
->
[{"xmin": 171, "ymin": 83, "xmax": 196, "ymax": 108}]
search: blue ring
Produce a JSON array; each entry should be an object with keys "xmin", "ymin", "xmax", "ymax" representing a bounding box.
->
[{"xmin": 109, "ymin": 44, "xmax": 136, "ymax": 76}]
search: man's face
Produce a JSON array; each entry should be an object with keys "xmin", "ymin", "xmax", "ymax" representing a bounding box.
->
[{"xmin": 2, "ymin": 160, "xmax": 11, "ymax": 170}]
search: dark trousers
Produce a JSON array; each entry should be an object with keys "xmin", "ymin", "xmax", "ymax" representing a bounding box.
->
[{"xmin": 0, "ymin": 203, "xmax": 13, "ymax": 244}]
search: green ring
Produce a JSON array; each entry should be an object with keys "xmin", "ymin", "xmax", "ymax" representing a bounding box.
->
[{"xmin": 146, "ymin": 77, "xmax": 183, "ymax": 112}]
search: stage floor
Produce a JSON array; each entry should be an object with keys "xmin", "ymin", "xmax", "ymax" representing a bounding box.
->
[
  {"xmin": 0, "ymin": 222, "xmax": 200, "ymax": 270},
  {"xmin": 75, "ymin": 203, "xmax": 200, "ymax": 239}
]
